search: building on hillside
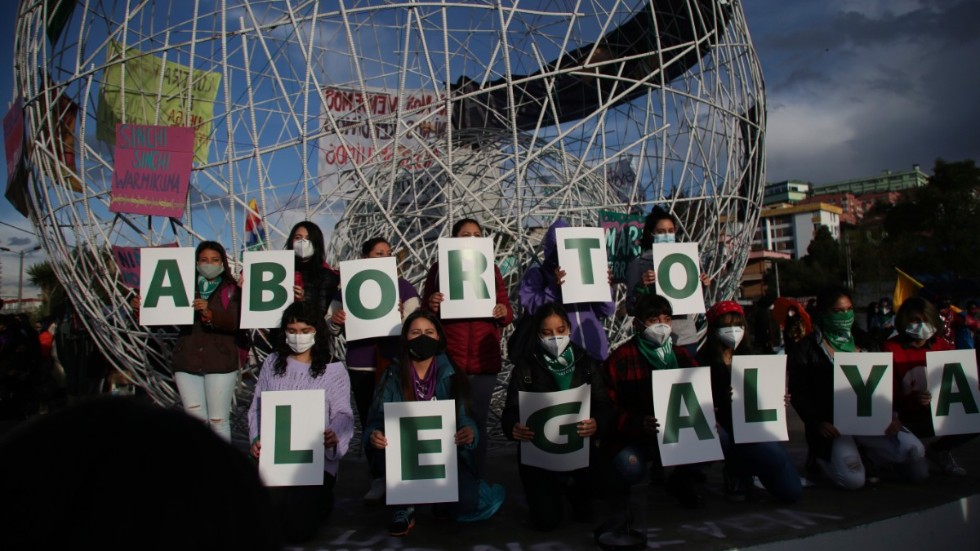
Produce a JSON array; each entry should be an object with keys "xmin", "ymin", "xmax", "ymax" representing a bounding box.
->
[
  {"xmin": 812, "ymin": 164, "xmax": 928, "ymax": 195},
  {"xmin": 740, "ymin": 249, "xmax": 793, "ymax": 302},
  {"xmin": 762, "ymin": 180, "xmax": 811, "ymax": 206},
  {"xmin": 752, "ymin": 202, "xmax": 842, "ymax": 259}
]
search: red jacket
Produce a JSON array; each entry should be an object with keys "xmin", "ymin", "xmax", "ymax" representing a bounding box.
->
[
  {"xmin": 883, "ymin": 336, "xmax": 954, "ymax": 429},
  {"xmin": 422, "ymin": 262, "xmax": 513, "ymax": 375}
]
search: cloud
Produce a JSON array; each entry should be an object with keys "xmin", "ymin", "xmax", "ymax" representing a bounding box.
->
[{"xmin": 747, "ymin": 0, "xmax": 980, "ymax": 182}]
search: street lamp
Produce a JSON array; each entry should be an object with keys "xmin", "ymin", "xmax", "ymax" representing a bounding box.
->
[{"xmin": 0, "ymin": 244, "xmax": 43, "ymax": 304}]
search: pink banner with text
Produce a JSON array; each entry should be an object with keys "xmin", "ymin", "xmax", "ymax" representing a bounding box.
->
[{"xmin": 110, "ymin": 124, "xmax": 194, "ymax": 218}]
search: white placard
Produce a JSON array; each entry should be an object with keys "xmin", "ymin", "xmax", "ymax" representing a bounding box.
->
[
  {"xmin": 927, "ymin": 350, "xmax": 980, "ymax": 436},
  {"xmin": 138, "ymin": 246, "xmax": 195, "ymax": 326},
  {"xmin": 554, "ymin": 227, "xmax": 612, "ymax": 304},
  {"xmin": 651, "ymin": 242, "xmax": 705, "ymax": 315},
  {"xmin": 651, "ymin": 367, "xmax": 723, "ymax": 466},
  {"xmin": 833, "ymin": 352, "xmax": 893, "ymax": 435},
  {"xmin": 241, "ymin": 250, "xmax": 295, "ymax": 329},
  {"xmin": 518, "ymin": 385, "xmax": 591, "ymax": 471},
  {"xmin": 340, "ymin": 257, "xmax": 401, "ymax": 341},
  {"xmin": 437, "ymin": 237, "xmax": 495, "ymax": 320},
  {"xmin": 732, "ymin": 355, "xmax": 789, "ymax": 443},
  {"xmin": 384, "ymin": 399, "xmax": 458, "ymax": 505},
  {"xmin": 258, "ymin": 389, "xmax": 326, "ymax": 487}
]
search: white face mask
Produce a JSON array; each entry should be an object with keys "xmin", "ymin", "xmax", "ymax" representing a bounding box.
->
[
  {"xmin": 539, "ymin": 335, "xmax": 571, "ymax": 357},
  {"xmin": 293, "ymin": 238, "xmax": 314, "ymax": 259},
  {"xmin": 652, "ymin": 233, "xmax": 676, "ymax": 244},
  {"xmin": 642, "ymin": 323, "xmax": 672, "ymax": 346},
  {"xmin": 905, "ymin": 322, "xmax": 936, "ymax": 341},
  {"xmin": 286, "ymin": 332, "xmax": 316, "ymax": 353},
  {"xmin": 716, "ymin": 326, "xmax": 745, "ymax": 349},
  {"xmin": 196, "ymin": 262, "xmax": 224, "ymax": 280}
]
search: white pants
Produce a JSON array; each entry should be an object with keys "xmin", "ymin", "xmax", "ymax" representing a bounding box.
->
[
  {"xmin": 174, "ymin": 371, "xmax": 238, "ymax": 442},
  {"xmin": 816, "ymin": 435, "xmax": 866, "ymax": 490},
  {"xmin": 854, "ymin": 429, "xmax": 928, "ymax": 482}
]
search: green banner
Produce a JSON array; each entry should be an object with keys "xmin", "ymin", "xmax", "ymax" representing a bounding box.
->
[{"xmin": 96, "ymin": 41, "xmax": 221, "ymax": 164}]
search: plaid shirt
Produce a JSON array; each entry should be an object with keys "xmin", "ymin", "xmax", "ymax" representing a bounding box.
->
[{"xmin": 603, "ymin": 338, "xmax": 697, "ymax": 446}]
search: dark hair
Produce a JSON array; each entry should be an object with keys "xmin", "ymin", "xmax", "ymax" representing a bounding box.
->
[
  {"xmin": 533, "ymin": 302, "xmax": 572, "ymax": 334},
  {"xmin": 286, "ymin": 221, "xmax": 326, "ymax": 267},
  {"xmin": 451, "ymin": 218, "xmax": 482, "ymax": 237},
  {"xmin": 0, "ymin": 397, "xmax": 280, "ymax": 549},
  {"xmin": 814, "ymin": 285, "xmax": 853, "ymax": 315},
  {"xmin": 361, "ymin": 237, "xmax": 390, "ymax": 257},
  {"xmin": 397, "ymin": 310, "xmax": 472, "ymax": 413},
  {"xmin": 273, "ymin": 301, "xmax": 330, "ymax": 378},
  {"xmin": 195, "ymin": 241, "xmax": 234, "ymax": 286},
  {"xmin": 703, "ymin": 310, "xmax": 753, "ymax": 364},
  {"xmin": 894, "ymin": 296, "xmax": 941, "ymax": 339},
  {"xmin": 633, "ymin": 293, "xmax": 673, "ymax": 322},
  {"xmin": 639, "ymin": 206, "xmax": 678, "ymax": 249}
]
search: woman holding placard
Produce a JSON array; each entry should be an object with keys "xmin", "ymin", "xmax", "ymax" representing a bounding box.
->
[
  {"xmin": 519, "ymin": 219, "xmax": 615, "ymax": 361},
  {"xmin": 699, "ymin": 300, "xmax": 801, "ymax": 503},
  {"xmin": 625, "ymin": 206, "xmax": 709, "ymax": 356},
  {"xmin": 884, "ymin": 296, "xmax": 975, "ymax": 477},
  {"xmin": 788, "ymin": 286, "xmax": 925, "ymax": 489},
  {"xmin": 327, "ymin": 236, "xmax": 421, "ymax": 504},
  {"xmin": 247, "ymin": 301, "xmax": 353, "ymax": 544},
  {"xmin": 131, "ymin": 241, "xmax": 241, "ymax": 441},
  {"xmin": 501, "ymin": 302, "xmax": 613, "ymax": 531},
  {"xmin": 603, "ymin": 293, "xmax": 706, "ymax": 509},
  {"xmin": 365, "ymin": 310, "xmax": 505, "ymax": 536},
  {"xmin": 422, "ymin": 218, "xmax": 514, "ymax": 476},
  {"xmin": 286, "ymin": 221, "xmax": 339, "ymax": 321}
]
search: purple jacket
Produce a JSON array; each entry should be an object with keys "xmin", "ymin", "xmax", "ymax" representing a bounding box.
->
[{"xmin": 519, "ymin": 220, "xmax": 615, "ymax": 360}]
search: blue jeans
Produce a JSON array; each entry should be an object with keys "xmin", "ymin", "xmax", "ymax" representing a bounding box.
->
[
  {"xmin": 719, "ymin": 426, "xmax": 802, "ymax": 503},
  {"xmin": 173, "ymin": 371, "xmax": 238, "ymax": 441}
]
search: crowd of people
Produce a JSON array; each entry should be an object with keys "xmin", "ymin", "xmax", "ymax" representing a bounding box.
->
[{"xmin": 1, "ymin": 210, "xmax": 978, "ymax": 547}]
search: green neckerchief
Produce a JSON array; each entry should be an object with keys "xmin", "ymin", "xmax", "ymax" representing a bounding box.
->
[
  {"xmin": 819, "ymin": 310, "xmax": 856, "ymax": 352},
  {"xmin": 540, "ymin": 345, "xmax": 576, "ymax": 390},
  {"xmin": 197, "ymin": 275, "xmax": 220, "ymax": 300},
  {"xmin": 635, "ymin": 332, "xmax": 680, "ymax": 370}
]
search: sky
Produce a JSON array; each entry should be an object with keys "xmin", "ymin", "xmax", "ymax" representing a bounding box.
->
[{"xmin": 0, "ymin": 0, "xmax": 977, "ymax": 300}]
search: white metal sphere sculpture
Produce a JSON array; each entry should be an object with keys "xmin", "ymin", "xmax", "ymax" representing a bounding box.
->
[{"xmin": 12, "ymin": 0, "xmax": 765, "ymax": 405}]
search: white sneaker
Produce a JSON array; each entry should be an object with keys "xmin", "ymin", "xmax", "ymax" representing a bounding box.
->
[
  {"xmin": 928, "ymin": 448, "xmax": 967, "ymax": 476},
  {"xmin": 364, "ymin": 477, "xmax": 386, "ymax": 504}
]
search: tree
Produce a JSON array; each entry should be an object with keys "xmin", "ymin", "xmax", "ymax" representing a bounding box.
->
[
  {"xmin": 764, "ymin": 225, "xmax": 844, "ymax": 297},
  {"xmin": 27, "ymin": 261, "xmax": 65, "ymax": 319},
  {"xmin": 881, "ymin": 159, "xmax": 980, "ymax": 278}
]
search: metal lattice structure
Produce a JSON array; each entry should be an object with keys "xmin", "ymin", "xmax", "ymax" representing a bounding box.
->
[{"xmin": 12, "ymin": 0, "xmax": 765, "ymax": 406}]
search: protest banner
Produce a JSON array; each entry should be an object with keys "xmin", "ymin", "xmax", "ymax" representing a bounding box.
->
[
  {"xmin": 519, "ymin": 385, "xmax": 591, "ymax": 471},
  {"xmin": 437, "ymin": 237, "xmax": 495, "ymax": 320},
  {"xmin": 110, "ymin": 124, "xmax": 194, "ymax": 218},
  {"xmin": 339, "ymin": 257, "xmax": 401, "ymax": 341},
  {"xmin": 833, "ymin": 352, "xmax": 893, "ymax": 435},
  {"xmin": 384, "ymin": 399, "xmax": 458, "ymax": 505},
  {"xmin": 258, "ymin": 390, "xmax": 326, "ymax": 487},
  {"xmin": 652, "ymin": 366, "xmax": 723, "ymax": 466},
  {"xmin": 139, "ymin": 247, "xmax": 195, "ymax": 326},
  {"xmin": 555, "ymin": 227, "xmax": 611, "ymax": 304},
  {"xmin": 240, "ymin": 250, "xmax": 294, "ymax": 330},
  {"xmin": 731, "ymin": 355, "xmax": 789, "ymax": 443},
  {"xmin": 927, "ymin": 350, "xmax": 980, "ymax": 436},
  {"xmin": 652, "ymin": 242, "xmax": 705, "ymax": 315},
  {"xmin": 599, "ymin": 210, "xmax": 644, "ymax": 284}
]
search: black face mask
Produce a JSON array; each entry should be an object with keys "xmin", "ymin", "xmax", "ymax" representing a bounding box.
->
[{"xmin": 407, "ymin": 335, "xmax": 440, "ymax": 360}]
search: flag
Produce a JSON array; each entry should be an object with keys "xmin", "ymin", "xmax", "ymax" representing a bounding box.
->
[
  {"xmin": 244, "ymin": 199, "xmax": 267, "ymax": 251},
  {"xmin": 893, "ymin": 267, "xmax": 923, "ymax": 310}
]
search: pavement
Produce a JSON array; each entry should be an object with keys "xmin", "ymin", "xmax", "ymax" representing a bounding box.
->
[{"xmin": 263, "ymin": 407, "xmax": 980, "ymax": 551}]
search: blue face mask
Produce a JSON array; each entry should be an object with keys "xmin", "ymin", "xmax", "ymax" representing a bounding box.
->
[{"xmin": 653, "ymin": 233, "xmax": 676, "ymax": 244}]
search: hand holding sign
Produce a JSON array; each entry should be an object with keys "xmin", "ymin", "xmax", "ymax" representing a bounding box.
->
[{"xmin": 554, "ymin": 227, "xmax": 611, "ymax": 304}]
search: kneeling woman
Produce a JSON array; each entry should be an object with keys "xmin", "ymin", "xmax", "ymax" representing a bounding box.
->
[
  {"xmin": 247, "ymin": 302, "xmax": 354, "ymax": 544},
  {"xmin": 501, "ymin": 302, "xmax": 613, "ymax": 531},
  {"xmin": 700, "ymin": 301, "xmax": 802, "ymax": 503},
  {"xmin": 365, "ymin": 310, "xmax": 504, "ymax": 537}
]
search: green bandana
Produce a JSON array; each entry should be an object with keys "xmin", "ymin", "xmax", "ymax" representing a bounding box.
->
[
  {"xmin": 819, "ymin": 310, "xmax": 856, "ymax": 352},
  {"xmin": 540, "ymin": 345, "xmax": 576, "ymax": 390},
  {"xmin": 197, "ymin": 275, "xmax": 220, "ymax": 300},
  {"xmin": 635, "ymin": 330, "xmax": 679, "ymax": 371}
]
